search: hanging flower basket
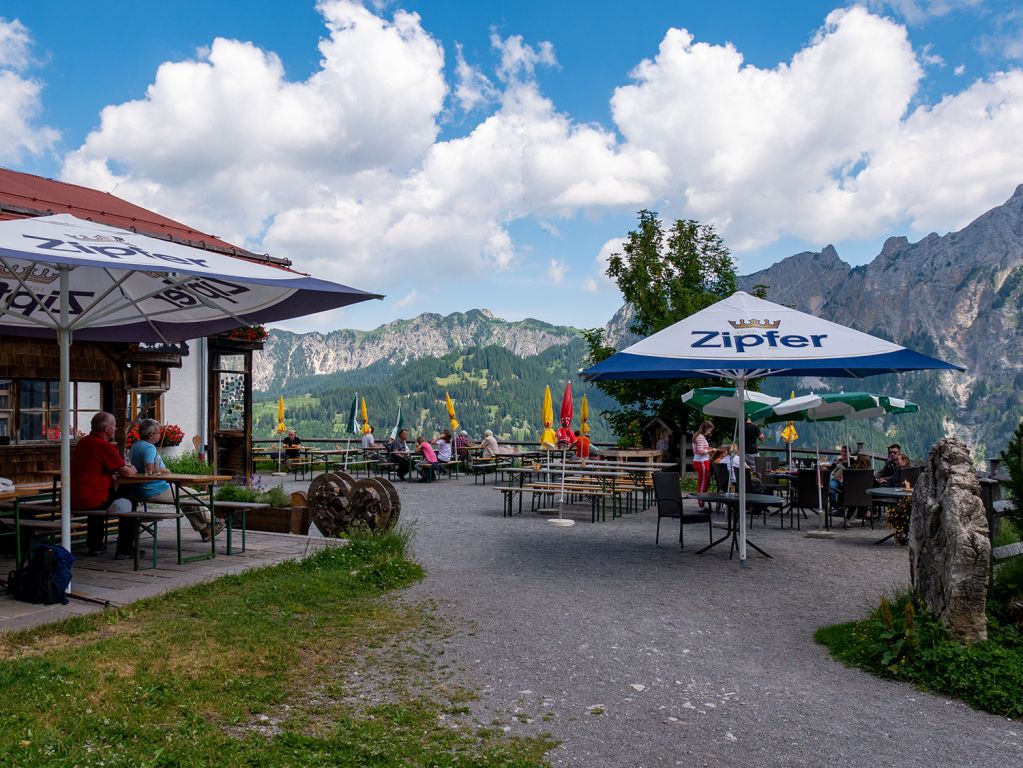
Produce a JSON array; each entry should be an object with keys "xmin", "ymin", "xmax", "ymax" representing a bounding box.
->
[
  {"xmin": 126, "ymin": 423, "xmax": 185, "ymax": 449},
  {"xmin": 159, "ymin": 423, "xmax": 185, "ymax": 448},
  {"xmin": 226, "ymin": 325, "xmax": 268, "ymax": 342}
]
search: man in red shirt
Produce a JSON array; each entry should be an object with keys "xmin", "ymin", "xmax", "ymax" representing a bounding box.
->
[{"xmin": 71, "ymin": 411, "xmax": 138, "ymax": 557}]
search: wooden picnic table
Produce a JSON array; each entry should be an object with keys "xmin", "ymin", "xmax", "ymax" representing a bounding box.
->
[
  {"xmin": 0, "ymin": 482, "xmax": 69, "ymax": 565},
  {"xmin": 119, "ymin": 473, "xmax": 233, "ymax": 565},
  {"xmin": 500, "ymin": 466, "xmax": 635, "ymax": 518}
]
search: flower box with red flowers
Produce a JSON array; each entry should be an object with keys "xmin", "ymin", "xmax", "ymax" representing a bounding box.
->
[{"xmin": 226, "ymin": 325, "xmax": 269, "ymax": 342}]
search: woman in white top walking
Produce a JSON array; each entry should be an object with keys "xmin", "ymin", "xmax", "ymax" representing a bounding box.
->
[{"xmin": 692, "ymin": 421, "xmax": 714, "ymax": 506}]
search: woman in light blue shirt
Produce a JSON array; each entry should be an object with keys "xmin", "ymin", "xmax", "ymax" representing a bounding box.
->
[{"xmin": 129, "ymin": 419, "xmax": 222, "ymax": 542}]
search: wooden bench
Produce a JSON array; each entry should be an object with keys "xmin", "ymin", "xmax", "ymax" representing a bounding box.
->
[
  {"xmin": 468, "ymin": 457, "xmax": 511, "ymax": 485},
  {"xmin": 75, "ymin": 508, "xmax": 184, "ymax": 570},
  {"xmin": 286, "ymin": 459, "xmax": 314, "ymax": 480},
  {"xmin": 494, "ymin": 484, "xmax": 623, "ymax": 522},
  {"xmin": 0, "ymin": 513, "xmax": 88, "ymax": 561},
  {"xmin": 327, "ymin": 458, "xmax": 378, "ymax": 478},
  {"xmin": 179, "ymin": 500, "xmax": 268, "ymax": 555}
]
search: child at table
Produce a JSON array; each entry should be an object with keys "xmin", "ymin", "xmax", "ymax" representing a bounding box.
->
[{"xmin": 129, "ymin": 418, "xmax": 223, "ymax": 542}]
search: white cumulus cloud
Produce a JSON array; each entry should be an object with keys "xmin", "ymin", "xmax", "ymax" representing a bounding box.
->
[
  {"xmin": 546, "ymin": 258, "xmax": 567, "ymax": 284},
  {"xmin": 0, "ymin": 17, "xmax": 58, "ymax": 163},
  {"xmin": 52, "ymin": 1, "xmax": 1023, "ymax": 294},
  {"xmin": 610, "ymin": 5, "xmax": 1023, "ymax": 247}
]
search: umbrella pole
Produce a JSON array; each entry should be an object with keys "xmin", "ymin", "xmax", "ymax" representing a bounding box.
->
[
  {"xmin": 59, "ymin": 327, "xmax": 72, "ymax": 553},
  {"xmin": 58, "ymin": 268, "xmax": 72, "ymax": 554},
  {"xmin": 736, "ymin": 375, "xmax": 748, "ymax": 566},
  {"xmin": 806, "ymin": 416, "xmax": 835, "ymax": 539}
]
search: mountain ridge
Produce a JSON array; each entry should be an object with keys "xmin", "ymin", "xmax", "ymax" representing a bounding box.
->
[{"xmin": 255, "ymin": 185, "xmax": 1023, "ymax": 456}]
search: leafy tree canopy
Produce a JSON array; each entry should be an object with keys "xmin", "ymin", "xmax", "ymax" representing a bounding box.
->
[{"xmin": 584, "ymin": 210, "xmax": 756, "ymax": 445}]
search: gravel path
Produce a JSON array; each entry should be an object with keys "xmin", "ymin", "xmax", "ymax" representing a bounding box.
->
[{"xmin": 288, "ymin": 472, "xmax": 1023, "ymax": 766}]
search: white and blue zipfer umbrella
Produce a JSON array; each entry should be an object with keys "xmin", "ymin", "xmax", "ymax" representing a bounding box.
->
[
  {"xmin": 0, "ymin": 213, "xmax": 382, "ymax": 550},
  {"xmin": 581, "ymin": 291, "xmax": 963, "ymax": 565}
]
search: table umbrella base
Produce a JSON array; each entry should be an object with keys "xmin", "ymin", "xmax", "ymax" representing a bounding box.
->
[{"xmin": 548, "ymin": 518, "xmax": 575, "ymax": 527}]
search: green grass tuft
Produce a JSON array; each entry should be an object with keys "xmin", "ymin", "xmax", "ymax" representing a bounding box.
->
[{"xmin": 816, "ymin": 591, "xmax": 1023, "ymax": 720}]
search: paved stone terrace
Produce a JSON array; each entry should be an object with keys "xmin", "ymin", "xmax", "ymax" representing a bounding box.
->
[{"xmin": 0, "ymin": 524, "xmax": 341, "ymax": 633}]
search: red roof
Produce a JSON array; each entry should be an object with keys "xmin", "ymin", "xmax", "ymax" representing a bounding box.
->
[{"xmin": 0, "ymin": 167, "xmax": 285, "ymax": 264}]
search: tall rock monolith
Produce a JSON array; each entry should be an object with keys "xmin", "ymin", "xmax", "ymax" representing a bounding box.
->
[{"xmin": 908, "ymin": 437, "xmax": 990, "ymax": 644}]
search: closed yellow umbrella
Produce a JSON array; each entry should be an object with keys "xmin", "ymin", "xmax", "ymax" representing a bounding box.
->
[
  {"xmin": 781, "ymin": 391, "xmax": 799, "ymax": 443},
  {"xmin": 540, "ymin": 386, "xmax": 557, "ymax": 448},
  {"xmin": 445, "ymin": 391, "xmax": 460, "ymax": 432},
  {"xmin": 361, "ymin": 397, "xmax": 371, "ymax": 434},
  {"xmin": 579, "ymin": 394, "xmax": 590, "ymax": 435},
  {"xmin": 276, "ymin": 395, "xmax": 286, "ymax": 433}
]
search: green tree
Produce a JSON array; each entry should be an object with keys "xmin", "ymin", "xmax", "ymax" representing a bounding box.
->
[
  {"xmin": 1000, "ymin": 415, "xmax": 1023, "ymax": 533},
  {"xmin": 584, "ymin": 210, "xmax": 741, "ymax": 442}
]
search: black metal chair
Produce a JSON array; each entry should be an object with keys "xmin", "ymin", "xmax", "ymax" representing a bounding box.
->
[
  {"xmin": 653, "ymin": 471, "xmax": 712, "ymax": 549},
  {"xmin": 896, "ymin": 465, "xmax": 922, "ymax": 486},
  {"xmin": 839, "ymin": 469, "xmax": 874, "ymax": 528},
  {"xmin": 714, "ymin": 462, "xmax": 730, "ymax": 494},
  {"xmin": 789, "ymin": 468, "xmax": 828, "ymax": 530}
]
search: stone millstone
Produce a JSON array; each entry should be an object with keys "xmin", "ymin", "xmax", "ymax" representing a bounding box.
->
[{"xmin": 908, "ymin": 437, "xmax": 991, "ymax": 644}]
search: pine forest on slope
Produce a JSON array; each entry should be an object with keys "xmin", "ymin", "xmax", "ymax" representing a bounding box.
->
[{"xmin": 253, "ymin": 338, "xmax": 618, "ymax": 444}]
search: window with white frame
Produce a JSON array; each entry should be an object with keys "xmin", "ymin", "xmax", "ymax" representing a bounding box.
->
[{"xmin": 0, "ymin": 379, "xmax": 102, "ymax": 444}]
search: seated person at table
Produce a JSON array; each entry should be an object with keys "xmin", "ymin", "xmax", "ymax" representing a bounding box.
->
[
  {"xmin": 282, "ymin": 429, "xmax": 302, "ymax": 459},
  {"xmin": 390, "ymin": 429, "xmax": 412, "ymax": 479},
  {"xmin": 726, "ymin": 444, "xmax": 763, "ymax": 493},
  {"xmin": 129, "ymin": 418, "xmax": 222, "ymax": 542},
  {"xmin": 481, "ymin": 429, "xmax": 500, "ymax": 458},
  {"xmin": 827, "ymin": 445, "xmax": 850, "ymax": 504},
  {"xmin": 853, "ymin": 452, "xmax": 873, "ymax": 471},
  {"xmin": 361, "ymin": 426, "xmax": 382, "ymax": 450},
  {"xmin": 455, "ymin": 430, "xmax": 470, "ymax": 459},
  {"xmin": 414, "ymin": 435, "xmax": 440, "ymax": 481},
  {"xmin": 71, "ymin": 411, "xmax": 138, "ymax": 558},
  {"xmin": 876, "ymin": 443, "xmax": 902, "ymax": 485},
  {"xmin": 433, "ymin": 430, "xmax": 453, "ymax": 474}
]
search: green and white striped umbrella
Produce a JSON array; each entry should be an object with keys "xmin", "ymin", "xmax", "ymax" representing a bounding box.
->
[
  {"xmin": 879, "ymin": 396, "xmax": 919, "ymax": 415},
  {"xmin": 681, "ymin": 387, "xmax": 781, "ymax": 418},
  {"xmin": 749, "ymin": 391, "xmax": 882, "ymax": 424}
]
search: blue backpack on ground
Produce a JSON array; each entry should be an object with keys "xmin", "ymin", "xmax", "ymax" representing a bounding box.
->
[{"xmin": 7, "ymin": 542, "xmax": 74, "ymax": 605}]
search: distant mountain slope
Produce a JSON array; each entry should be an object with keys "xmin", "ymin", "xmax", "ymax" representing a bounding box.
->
[
  {"xmin": 738, "ymin": 184, "xmax": 1023, "ymax": 458},
  {"xmin": 253, "ymin": 338, "xmax": 617, "ymax": 443},
  {"xmin": 255, "ymin": 309, "xmax": 580, "ymax": 392}
]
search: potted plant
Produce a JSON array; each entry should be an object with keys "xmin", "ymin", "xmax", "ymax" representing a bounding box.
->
[{"xmin": 215, "ymin": 481, "xmax": 310, "ymax": 535}]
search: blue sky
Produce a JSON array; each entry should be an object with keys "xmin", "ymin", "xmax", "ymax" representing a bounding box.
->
[{"xmin": 3, "ymin": 1, "xmax": 1023, "ymax": 332}]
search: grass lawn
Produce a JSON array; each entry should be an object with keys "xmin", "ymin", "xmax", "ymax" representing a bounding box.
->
[{"xmin": 0, "ymin": 531, "xmax": 554, "ymax": 766}]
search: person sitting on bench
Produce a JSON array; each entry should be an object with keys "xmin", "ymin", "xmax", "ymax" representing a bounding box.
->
[
  {"xmin": 414, "ymin": 435, "xmax": 440, "ymax": 481},
  {"xmin": 71, "ymin": 412, "xmax": 138, "ymax": 558},
  {"xmin": 282, "ymin": 429, "xmax": 302, "ymax": 460},
  {"xmin": 433, "ymin": 430, "xmax": 453, "ymax": 475},
  {"xmin": 128, "ymin": 418, "xmax": 222, "ymax": 542}
]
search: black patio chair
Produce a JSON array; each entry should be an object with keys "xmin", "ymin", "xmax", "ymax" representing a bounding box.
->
[
  {"xmin": 839, "ymin": 469, "xmax": 874, "ymax": 528},
  {"xmin": 714, "ymin": 462, "xmax": 730, "ymax": 494},
  {"xmin": 896, "ymin": 465, "xmax": 922, "ymax": 486},
  {"xmin": 652, "ymin": 472, "xmax": 712, "ymax": 549},
  {"xmin": 789, "ymin": 468, "xmax": 828, "ymax": 530}
]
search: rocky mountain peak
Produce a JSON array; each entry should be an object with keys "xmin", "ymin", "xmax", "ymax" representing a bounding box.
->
[{"xmin": 255, "ymin": 309, "xmax": 579, "ymax": 391}]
